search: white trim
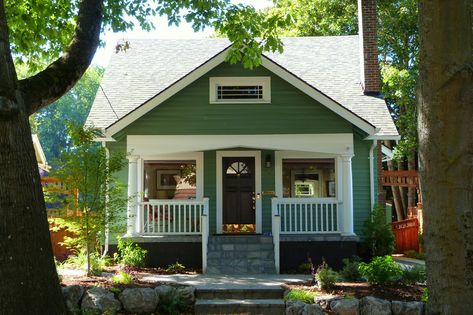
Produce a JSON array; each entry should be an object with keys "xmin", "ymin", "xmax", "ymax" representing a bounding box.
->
[
  {"xmin": 209, "ymin": 76, "xmax": 271, "ymax": 104},
  {"xmin": 216, "ymin": 151, "xmax": 262, "ymax": 234},
  {"xmin": 261, "ymin": 56, "xmax": 376, "ymax": 135},
  {"xmin": 106, "ymin": 46, "xmax": 232, "ymax": 136},
  {"xmin": 365, "ymin": 134, "xmax": 401, "ymax": 140},
  {"xmin": 127, "ymin": 134, "xmax": 354, "ymax": 156},
  {"xmin": 104, "ymin": 48, "xmax": 379, "ymax": 137}
]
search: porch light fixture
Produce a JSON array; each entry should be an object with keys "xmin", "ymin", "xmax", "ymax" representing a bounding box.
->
[{"xmin": 265, "ymin": 154, "xmax": 272, "ymax": 168}]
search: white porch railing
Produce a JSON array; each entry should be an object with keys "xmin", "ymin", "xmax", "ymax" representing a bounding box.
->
[
  {"xmin": 271, "ymin": 198, "xmax": 341, "ymax": 234},
  {"xmin": 140, "ymin": 199, "xmax": 208, "ymax": 235}
]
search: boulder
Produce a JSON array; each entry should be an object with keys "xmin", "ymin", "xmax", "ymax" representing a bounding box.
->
[
  {"xmin": 286, "ymin": 300, "xmax": 305, "ymax": 315},
  {"xmin": 176, "ymin": 286, "xmax": 196, "ymax": 305},
  {"xmin": 62, "ymin": 285, "xmax": 84, "ymax": 313},
  {"xmin": 119, "ymin": 288, "xmax": 159, "ymax": 313},
  {"xmin": 81, "ymin": 287, "xmax": 121, "ymax": 314},
  {"xmin": 155, "ymin": 285, "xmax": 175, "ymax": 299},
  {"xmin": 392, "ymin": 300, "xmax": 424, "ymax": 315},
  {"xmin": 330, "ymin": 298, "xmax": 360, "ymax": 315},
  {"xmin": 360, "ymin": 296, "xmax": 391, "ymax": 315},
  {"xmin": 302, "ymin": 303, "xmax": 324, "ymax": 315}
]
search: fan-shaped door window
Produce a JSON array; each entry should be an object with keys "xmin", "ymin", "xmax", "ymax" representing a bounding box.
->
[{"xmin": 226, "ymin": 161, "xmax": 250, "ymax": 175}]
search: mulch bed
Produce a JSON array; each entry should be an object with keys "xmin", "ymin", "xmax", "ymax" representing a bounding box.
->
[
  {"xmin": 60, "ymin": 265, "xmax": 199, "ymax": 289},
  {"xmin": 283, "ymin": 280, "xmax": 425, "ymax": 302}
]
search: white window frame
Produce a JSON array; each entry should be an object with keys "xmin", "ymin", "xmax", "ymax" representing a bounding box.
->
[
  {"xmin": 209, "ymin": 77, "xmax": 271, "ymax": 104},
  {"xmin": 275, "ymin": 151, "xmax": 341, "ymax": 201}
]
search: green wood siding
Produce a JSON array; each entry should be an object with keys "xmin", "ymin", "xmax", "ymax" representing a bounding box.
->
[
  {"xmin": 116, "ymin": 63, "xmax": 352, "ymax": 136},
  {"xmin": 106, "ymin": 62, "xmax": 374, "ymax": 238}
]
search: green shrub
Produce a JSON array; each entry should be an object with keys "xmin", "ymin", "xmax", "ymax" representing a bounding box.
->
[
  {"xmin": 297, "ymin": 262, "xmax": 312, "ymax": 274},
  {"xmin": 111, "ymin": 271, "xmax": 134, "ymax": 285},
  {"xmin": 358, "ymin": 255, "xmax": 402, "ymax": 285},
  {"xmin": 63, "ymin": 250, "xmax": 107, "ymax": 276},
  {"xmin": 157, "ymin": 289, "xmax": 190, "ymax": 314},
  {"xmin": 114, "ymin": 237, "xmax": 147, "ymax": 268},
  {"xmin": 166, "ymin": 261, "xmax": 186, "ymax": 273},
  {"xmin": 339, "ymin": 256, "xmax": 362, "ymax": 282},
  {"xmin": 401, "ymin": 266, "xmax": 427, "ymax": 284},
  {"xmin": 362, "ymin": 205, "xmax": 395, "ymax": 256},
  {"xmin": 284, "ymin": 289, "xmax": 318, "ymax": 304},
  {"xmin": 404, "ymin": 250, "xmax": 425, "ymax": 260},
  {"xmin": 421, "ymin": 288, "xmax": 428, "ymax": 302},
  {"xmin": 315, "ymin": 267, "xmax": 338, "ymax": 291}
]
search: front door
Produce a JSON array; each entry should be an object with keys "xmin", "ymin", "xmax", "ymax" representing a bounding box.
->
[{"xmin": 222, "ymin": 157, "xmax": 256, "ymax": 228}]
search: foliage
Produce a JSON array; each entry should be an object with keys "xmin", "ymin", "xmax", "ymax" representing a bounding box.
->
[
  {"xmin": 315, "ymin": 267, "xmax": 338, "ymax": 291},
  {"xmin": 6, "ymin": 0, "xmax": 290, "ymax": 71},
  {"xmin": 358, "ymin": 255, "xmax": 403, "ymax": 285},
  {"xmin": 62, "ymin": 250, "xmax": 108, "ymax": 276},
  {"xmin": 111, "ymin": 271, "xmax": 134, "ymax": 285},
  {"xmin": 30, "ymin": 66, "xmax": 104, "ymax": 164},
  {"xmin": 165, "ymin": 261, "xmax": 186, "ymax": 274},
  {"xmin": 114, "ymin": 237, "xmax": 148, "ymax": 268},
  {"xmin": 50, "ymin": 123, "xmax": 127, "ymax": 276},
  {"xmin": 297, "ymin": 262, "xmax": 312, "ymax": 274},
  {"xmin": 421, "ymin": 288, "xmax": 428, "ymax": 302},
  {"xmin": 404, "ymin": 250, "xmax": 425, "ymax": 260},
  {"xmin": 362, "ymin": 205, "xmax": 395, "ymax": 257},
  {"xmin": 157, "ymin": 289, "xmax": 190, "ymax": 315},
  {"xmin": 401, "ymin": 266, "xmax": 426, "ymax": 284},
  {"xmin": 339, "ymin": 256, "xmax": 362, "ymax": 282},
  {"xmin": 284, "ymin": 289, "xmax": 318, "ymax": 304}
]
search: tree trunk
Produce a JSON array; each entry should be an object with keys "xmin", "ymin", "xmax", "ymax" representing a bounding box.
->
[
  {"xmin": 407, "ymin": 152, "xmax": 417, "ymax": 208},
  {"xmin": 397, "ymin": 159, "xmax": 408, "ymax": 217},
  {"xmin": 386, "ymin": 143, "xmax": 404, "ymax": 221},
  {"xmin": 419, "ymin": 1, "xmax": 473, "ymax": 313}
]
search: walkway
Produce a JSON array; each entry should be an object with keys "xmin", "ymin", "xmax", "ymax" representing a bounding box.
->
[
  {"xmin": 141, "ymin": 274, "xmax": 311, "ymax": 290},
  {"xmin": 393, "ymin": 255, "xmax": 425, "ymax": 269}
]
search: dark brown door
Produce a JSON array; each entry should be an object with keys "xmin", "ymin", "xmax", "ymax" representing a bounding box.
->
[{"xmin": 223, "ymin": 157, "xmax": 256, "ymax": 225}]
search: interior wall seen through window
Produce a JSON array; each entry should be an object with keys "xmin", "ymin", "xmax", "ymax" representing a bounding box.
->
[
  {"xmin": 143, "ymin": 160, "xmax": 196, "ymax": 200},
  {"xmin": 282, "ymin": 159, "xmax": 336, "ymax": 198}
]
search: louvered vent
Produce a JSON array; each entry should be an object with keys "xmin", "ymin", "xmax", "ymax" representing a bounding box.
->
[{"xmin": 217, "ymin": 85, "xmax": 263, "ymax": 100}]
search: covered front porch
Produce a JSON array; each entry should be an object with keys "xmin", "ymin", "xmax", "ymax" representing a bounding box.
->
[{"xmin": 123, "ymin": 134, "xmax": 359, "ymax": 273}]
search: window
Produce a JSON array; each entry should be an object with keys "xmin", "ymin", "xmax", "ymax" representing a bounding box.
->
[
  {"xmin": 143, "ymin": 160, "xmax": 196, "ymax": 200},
  {"xmin": 226, "ymin": 161, "xmax": 250, "ymax": 175},
  {"xmin": 282, "ymin": 159, "xmax": 336, "ymax": 198},
  {"xmin": 209, "ymin": 77, "xmax": 271, "ymax": 103}
]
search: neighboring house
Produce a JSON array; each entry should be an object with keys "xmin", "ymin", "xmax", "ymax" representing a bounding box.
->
[{"xmin": 86, "ymin": 2, "xmax": 399, "ymax": 273}]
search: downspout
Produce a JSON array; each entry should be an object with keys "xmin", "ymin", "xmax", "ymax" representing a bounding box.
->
[
  {"xmin": 102, "ymin": 142, "xmax": 110, "ymax": 257},
  {"xmin": 369, "ymin": 140, "xmax": 377, "ymax": 210}
]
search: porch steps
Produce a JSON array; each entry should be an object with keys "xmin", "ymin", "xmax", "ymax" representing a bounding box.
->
[
  {"xmin": 206, "ymin": 235, "xmax": 276, "ymax": 274},
  {"xmin": 195, "ymin": 287, "xmax": 285, "ymax": 315}
]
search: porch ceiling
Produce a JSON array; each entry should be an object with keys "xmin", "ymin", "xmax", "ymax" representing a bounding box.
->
[{"xmin": 127, "ymin": 134, "xmax": 354, "ymax": 157}]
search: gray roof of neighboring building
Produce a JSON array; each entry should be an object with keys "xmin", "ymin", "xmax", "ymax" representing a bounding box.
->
[{"xmin": 86, "ymin": 36, "xmax": 398, "ymax": 137}]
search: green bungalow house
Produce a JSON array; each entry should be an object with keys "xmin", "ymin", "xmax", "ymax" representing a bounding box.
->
[{"xmin": 86, "ymin": 4, "xmax": 398, "ymax": 274}]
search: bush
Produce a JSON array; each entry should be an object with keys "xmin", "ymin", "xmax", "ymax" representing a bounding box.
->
[
  {"xmin": 114, "ymin": 237, "xmax": 147, "ymax": 268},
  {"xmin": 63, "ymin": 250, "xmax": 108, "ymax": 276},
  {"xmin": 358, "ymin": 255, "xmax": 402, "ymax": 285},
  {"xmin": 362, "ymin": 205, "xmax": 395, "ymax": 257},
  {"xmin": 297, "ymin": 262, "xmax": 312, "ymax": 274},
  {"xmin": 111, "ymin": 271, "xmax": 134, "ymax": 285},
  {"xmin": 166, "ymin": 261, "xmax": 186, "ymax": 273},
  {"xmin": 401, "ymin": 266, "xmax": 427, "ymax": 284},
  {"xmin": 157, "ymin": 289, "xmax": 190, "ymax": 314},
  {"xmin": 339, "ymin": 256, "xmax": 362, "ymax": 282},
  {"xmin": 284, "ymin": 289, "xmax": 318, "ymax": 304},
  {"xmin": 315, "ymin": 262, "xmax": 338, "ymax": 291},
  {"xmin": 421, "ymin": 288, "xmax": 428, "ymax": 302}
]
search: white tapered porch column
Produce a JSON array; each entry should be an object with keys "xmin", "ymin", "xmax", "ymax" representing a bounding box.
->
[
  {"xmin": 341, "ymin": 155, "xmax": 355, "ymax": 236},
  {"xmin": 126, "ymin": 155, "xmax": 139, "ymax": 236}
]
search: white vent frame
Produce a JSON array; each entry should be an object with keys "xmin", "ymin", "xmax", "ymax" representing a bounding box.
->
[{"xmin": 209, "ymin": 77, "xmax": 271, "ymax": 104}]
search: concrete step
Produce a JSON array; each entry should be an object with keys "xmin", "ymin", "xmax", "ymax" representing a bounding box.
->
[
  {"xmin": 209, "ymin": 235, "xmax": 273, "ymax": 244},
  {"xmin": 208, "ymin": 243, "xmax": 274, "ymax": 251},
  {"xmin": 196, "ymin": 287, "xmax": 284, "ymax": 300},
  {"xmin": 195, "ymin": 299, "xmax": 285, "ymax": 315}
]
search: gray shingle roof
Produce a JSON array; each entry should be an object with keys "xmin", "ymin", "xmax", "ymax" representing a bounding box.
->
[{"xmin": 86, "ymin": 36, "xmax": 398, "ymax": 137}]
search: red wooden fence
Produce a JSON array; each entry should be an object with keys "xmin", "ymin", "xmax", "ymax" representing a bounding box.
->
[{"xmin": 391, "ymin": 218, "xmax": 420, "ymax": 253}]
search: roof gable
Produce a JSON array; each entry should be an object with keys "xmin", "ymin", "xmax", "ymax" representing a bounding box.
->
[{"xmin": 87, "ymin": 37, "xmax": 398, "ymax": 139}]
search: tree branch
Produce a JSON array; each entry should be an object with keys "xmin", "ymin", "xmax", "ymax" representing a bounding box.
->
[{"xmin": 19, "ymin": 0, "xmax": 103, "ymax": 115}]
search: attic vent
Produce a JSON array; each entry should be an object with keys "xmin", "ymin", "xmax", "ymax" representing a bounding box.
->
[
  {"xmin": 217, "ymin": 85, "xmax": 263, "ymax": 100},
  {"xmin": 210, "ymin": 77, "xmax": 271, "ymax": 104}
]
